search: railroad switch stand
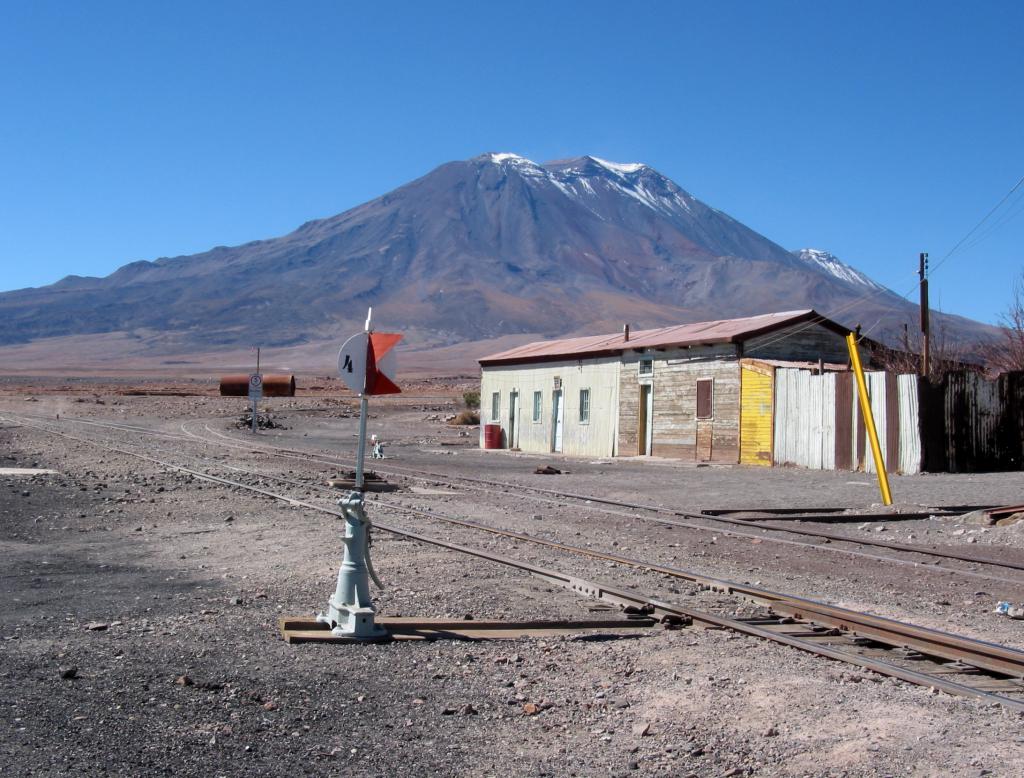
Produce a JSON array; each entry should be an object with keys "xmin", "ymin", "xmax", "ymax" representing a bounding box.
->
[
  {"xmin": 284, "ymin": 309, "xmax": 659, "ymax": 645},
  {"xmin": 289, "ymin": 486, "xmax": 660, "ymax": 644},
  {"xmin": 316, "ymin": 490, "xmax": 387, "ymax": 639}
]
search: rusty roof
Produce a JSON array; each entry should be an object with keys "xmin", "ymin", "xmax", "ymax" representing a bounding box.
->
[{"xmin": 479, "ymin": 310, "xmax": 851, "ymax": 366}]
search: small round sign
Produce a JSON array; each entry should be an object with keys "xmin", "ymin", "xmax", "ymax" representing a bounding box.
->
[
  {"xmin": 337, "ymin": 332, "xmax": 369, "ymax": 395},
  {"xmin": 248, "ymin": 373, "xmax": 263, "ymax": 400}
]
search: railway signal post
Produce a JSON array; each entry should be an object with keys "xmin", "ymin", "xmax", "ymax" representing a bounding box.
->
[{"xmin": 317, "ymin": 308, "xmax": 401, "ymax": 639}]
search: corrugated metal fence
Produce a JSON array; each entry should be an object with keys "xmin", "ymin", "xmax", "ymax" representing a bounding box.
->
[
  {"xmin": 771, "ymin": 368, "xmax": 1022, "ymax": 474},
  {"xmin": 919, "ymin": 371, "xmax": 1024, "ymax": 473},
  {"xmin": 772, "ymin": 369, "xmax": 920, "ymax": 474}
]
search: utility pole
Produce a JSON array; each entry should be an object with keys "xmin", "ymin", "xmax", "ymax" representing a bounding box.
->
[{"xmin": 919, "ymin": 253, "xmax": 930, "ymax": 377}]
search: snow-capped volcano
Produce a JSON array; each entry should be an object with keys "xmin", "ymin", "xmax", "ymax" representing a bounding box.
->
[
  {"xmin": 473, "ymin": 152, "xmax": 770, "ymax": 256},
  {"xmin": 483, "ymin": 152, "xmax": 673, "ymax": 211},
  {"xmin": 792, "ymin": 248, "xmax": 886, "ymax": 291}
]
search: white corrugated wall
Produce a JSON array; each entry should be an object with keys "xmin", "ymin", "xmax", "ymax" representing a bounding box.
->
[
  {"xmin": 772, "ymin": 369, "xmax": 836, "ymax": 470},
  {"xmin": 863, "ymin": 372, "xmax": 889, "ymax": 474},
  {"xmin": 897, "ymin": 374, "xmax": 921, "ymax": 474},
  {"xmin": 821, "ymin": 373, "xmax": 837, "ymax": 469},
  {"xmin": 774, "ymin": 368, "xmax": 922, "ymax": 474}
]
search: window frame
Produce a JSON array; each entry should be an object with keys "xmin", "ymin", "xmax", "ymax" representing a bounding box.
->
[
  {"xmin": 638, "ymin": 358, "xmax": 654, "ymax": 377},
  {"xmin": 579, "ymin": 388, "xmax": 591, "ymax": 424},
  {"xmin": 532, "ymin": 390, "xmax": 542, "ymax": 423},
  {"xmin": 490, "ymin": 391, "xmax": 501, "ymax": 423}
]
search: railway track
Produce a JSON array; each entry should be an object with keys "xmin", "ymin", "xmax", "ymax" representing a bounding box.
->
[
  {"xmin": 6, "ymin": 412, "xmax": 1024, "ymax": 712},
  {"xmin": 11, "ymin": 410, "xmax": 1024, "ymax": 584},
  {"xmin": 180, "ymin": 418, "xmax": 1024, "ymax": 578}
]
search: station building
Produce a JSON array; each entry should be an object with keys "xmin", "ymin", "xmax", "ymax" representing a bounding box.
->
[{"xmin": 477, "ymin": 310, "xmax": 867, "ymax": 463}]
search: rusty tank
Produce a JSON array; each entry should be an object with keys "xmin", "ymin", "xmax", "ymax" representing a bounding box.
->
[{"xmin": 219, "ymin": 374, "xmax": 296, "ymax": 397}]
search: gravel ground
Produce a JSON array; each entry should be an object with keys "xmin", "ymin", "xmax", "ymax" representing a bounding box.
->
[{"xmin": 2, "ymin": 381, "xmax": 1024, "ymax": 776}]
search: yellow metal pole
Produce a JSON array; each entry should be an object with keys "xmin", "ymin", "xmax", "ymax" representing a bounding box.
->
[{"xmin": 846, "ymin": 333, "xmax": 893, "ymax": 506}]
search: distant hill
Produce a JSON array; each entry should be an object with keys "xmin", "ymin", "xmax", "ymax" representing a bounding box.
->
[{"xmin": 0, "ymin": 152, "xmax": 996, "ymax": 367}]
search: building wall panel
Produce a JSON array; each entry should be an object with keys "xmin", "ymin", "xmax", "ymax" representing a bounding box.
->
[
  {"xmin": 480, "ymin": 358, "xmax": 620, "ymax": 457},
  {"xmin": 740, "ymin": 366, "xmax": 774, "ymax": 466},
  {"xmin": 745, "ymin": 323, "xmax": 859, "ymax": 363},
  {"xmin": 617, "ymin": 369, "xmax": 641, "ymax": 456},
  {"xmin": 771, "ymin": 368, "xmax": 836, "ymax": 469},
  {"xmin": 619, "ymin": 346, "xmax": 740, "ymax": 462}
]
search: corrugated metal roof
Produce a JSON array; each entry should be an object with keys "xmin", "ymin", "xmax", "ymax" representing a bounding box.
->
[{"xmin": 480, "ymin": 309, "xmax": 847, "ymax": 366}]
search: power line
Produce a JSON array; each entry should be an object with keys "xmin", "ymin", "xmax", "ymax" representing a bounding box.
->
[
  {"xmin": 930, "ymin": 172, "xmax": 1024, "ymax": 277},
  {"xmin": 957, "ymin": 188, "xmax": 1024, "ymax": 254},
  {"xmin": 753, "ymin": 173, "xmax": 1024, "ymax": 354}
]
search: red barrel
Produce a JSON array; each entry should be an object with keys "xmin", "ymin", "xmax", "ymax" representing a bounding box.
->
[{"xmin": 483, "ymin": 424, "xmax": 503, "ymax": 449}]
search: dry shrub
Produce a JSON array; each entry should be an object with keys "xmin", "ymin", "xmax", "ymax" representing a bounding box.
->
[
  {"xmin": 452, "ymin": 410, "xmax": 480, "ymax": 425},
  {"xmin": 978, "ymin": 272, "xmax": 1024, "ymax": 374},
  {"xmin": 872, "ymin": 318, "xmax": 978, "ymax": 381}
]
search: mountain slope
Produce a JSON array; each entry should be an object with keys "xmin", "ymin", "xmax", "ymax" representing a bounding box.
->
[{"xmin": 0, "ymin": 153, "xmax": 993, "ymax": 355}]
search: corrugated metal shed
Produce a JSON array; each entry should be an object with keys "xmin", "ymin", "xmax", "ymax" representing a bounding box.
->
[{"xmin": 480, "ymin": 310, "xmax": 853, "ymax": 367}]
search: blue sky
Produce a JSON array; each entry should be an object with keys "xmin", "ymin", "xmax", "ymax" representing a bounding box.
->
[{"xmin": 1, "ymin": 1, "xmax": 1021, "ymax": 323}]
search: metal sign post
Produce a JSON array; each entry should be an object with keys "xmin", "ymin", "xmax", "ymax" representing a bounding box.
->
[
  {"xmin": 248, "ymin": 373, "xmax": 263, "ymax": 433},
  {"xmin": 318, "ymin": 307, "xmax": 402, "ymax": 639}
]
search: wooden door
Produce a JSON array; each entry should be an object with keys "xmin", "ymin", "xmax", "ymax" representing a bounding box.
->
[
  {"xmin": 695, "ymin": 378, "xmax": 713, "ymax": 461},
  {"xmin": 638, "ymin": 385, "xmax": 653, "ymax": 455},
  {"xmin": 508, "ymin": 391, "xmax": 518, "ymax": 449},
  {"xmin": 551, "ymin": 390, "xmax": 563, "ymax": 452}
]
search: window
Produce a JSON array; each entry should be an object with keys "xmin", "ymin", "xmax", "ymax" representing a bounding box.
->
[
  {"xmin": 696, "ymin": 379, "xmax": 713, "ymax": 419},
  {"xmin": 490, "ymin": 392, "xmax": 500, "ymax": 422},
  {"xmin": 532, "ymin": 391, "xmax": 542, "ymax": 422},
  {"xmin": 579, "ymin": 388, "xmax": 590, "ymax": 423},
  {"xmin": 639, "ymin": 358, "xmax": 653, "ymax": 376}
]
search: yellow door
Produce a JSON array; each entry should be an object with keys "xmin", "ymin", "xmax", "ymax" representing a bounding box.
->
[{"xmin": 740, "ymin": 365, "xmax": 773, "ymax": 466}]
